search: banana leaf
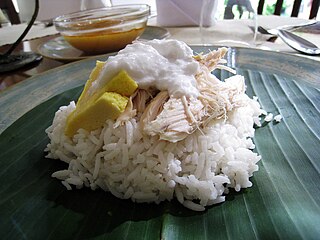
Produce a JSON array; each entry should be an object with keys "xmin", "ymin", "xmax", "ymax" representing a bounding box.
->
[{"xmin": 0, "ymin": 47, "xmax": 319, "ymax": 240}]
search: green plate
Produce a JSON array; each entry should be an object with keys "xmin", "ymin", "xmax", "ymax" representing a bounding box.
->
[{"xmin": 0, "ymin": 47, "xmax": 319, "ymax": 239}]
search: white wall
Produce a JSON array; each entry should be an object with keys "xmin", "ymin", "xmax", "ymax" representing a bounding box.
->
[
  {"xmin": 17, "ymin": 0, "xmax": 83, "ymax": 22},
  {"xmin": 16, "ymin": 0, "xmax": 156, "ymax": 22}
]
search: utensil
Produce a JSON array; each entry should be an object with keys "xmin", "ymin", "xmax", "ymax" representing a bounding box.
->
[
  {"xmin": 277, "ymin": 20, "xmax": 317, "ymax": 32},
  {"xmin": 258, "ymin": 26, "xmax": 320, "ymax": 55},
  {"xmin": 256, "ymin": 20, "xmax": 318, "ymax": 35},
  {"xmin": 277, "ymin": 29, "xmax": 320, "ymax": 55}
]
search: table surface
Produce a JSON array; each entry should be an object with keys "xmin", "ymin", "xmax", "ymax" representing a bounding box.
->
[
  {"xmin": 0, "ymin": 15, "xmax": 319, "ymax": 92},
  {"xmin": 0, "ymin": 34, "xmax": 64, "ymax": 91}
]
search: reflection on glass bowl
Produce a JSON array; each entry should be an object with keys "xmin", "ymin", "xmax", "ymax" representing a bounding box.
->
[{"xmin": 54, "ymin": 4, "xmax": 150, "ymax": 54}]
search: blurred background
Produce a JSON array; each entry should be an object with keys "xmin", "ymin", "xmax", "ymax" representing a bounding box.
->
[
  {"xmin": 1, "ymin": 0, "xmax": 319, "ymax": 25},
  {"xmin": 2, "ymin": 0, "xmax": 157, "ymax": 23}
]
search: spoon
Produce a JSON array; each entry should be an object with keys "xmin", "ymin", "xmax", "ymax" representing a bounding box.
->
[
  {"xmin": 257, "ymin": 25, "xmax": 320, "ymax": 55},
  {"xmin": 277, "ymin": 29, "xmax": 320, "ymax": 55}
]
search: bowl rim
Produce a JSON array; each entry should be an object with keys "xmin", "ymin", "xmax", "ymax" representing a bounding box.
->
[{"xmin": 53, "ymin": 4, "xmax": 150, "ymax": 25}]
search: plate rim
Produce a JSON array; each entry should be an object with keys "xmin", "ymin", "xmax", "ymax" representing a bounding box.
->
[
  {"xmin": 1, "ymin": 46, "xmax": 320, "ymax": 135},
  {"xmin": 37, "ymin": 26, "xmax": 170, "ymax": 62}
]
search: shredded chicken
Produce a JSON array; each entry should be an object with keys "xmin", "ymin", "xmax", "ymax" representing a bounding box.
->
[
  {"xmin": 143, "ymin": 96, "xmax": 204, "ymax": 142},
  {"xmin": 115, "ymin": 47, "xmax": 246, "ymax": 143},
  {"xmin": 114, "ymin": 92, "xmax": 137, "ymax": 128},
  {"xmin": 133, "ymin": 89, "xmax": 153, "ymax": 115},
  {"xmin": 193, "ymin": 47, "xmax": 228, "ymax": 72},
  {"xmin": 140, "ymin": 91, "xmax": 169, "ymax": 131}
]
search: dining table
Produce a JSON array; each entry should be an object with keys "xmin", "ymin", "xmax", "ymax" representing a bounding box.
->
[
  {"xmin": 0, "ymin": 14, "xmax": 320, "ymax": 240},
  {"xmin": 0, "ymin": 15, "xmax": 319, "ymax": 91}
]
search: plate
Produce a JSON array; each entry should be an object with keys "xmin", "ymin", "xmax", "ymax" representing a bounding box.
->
[
  {"xmin": 37, "ymin": 26, "xmax": 170, "ymax": 62},
  {"xmin": 1, "ymin": 47, "xmax": 320, "ymax": 239}
]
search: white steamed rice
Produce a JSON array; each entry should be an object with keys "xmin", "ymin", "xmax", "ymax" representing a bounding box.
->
[{"xmin": 45, "ymin": 92, "xmax": 263, "ymax": 211}]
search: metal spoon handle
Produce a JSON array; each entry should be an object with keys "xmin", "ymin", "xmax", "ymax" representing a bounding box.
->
[
  {"xmin": 279, "ymin": 20, "xmax": 317, "ymax": 31},
  {"xmin": 277, "ymin": 30, "xmax": 320, "ymax": 55}
]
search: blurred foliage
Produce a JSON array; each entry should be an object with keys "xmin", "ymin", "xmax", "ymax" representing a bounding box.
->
[
  {"xmin": 263, "ymin": 0, "xmax": 292, "ymax": 16},
  {"xmin": 221, "ymin": 0, "xmax": 298, "ymax": 19}
]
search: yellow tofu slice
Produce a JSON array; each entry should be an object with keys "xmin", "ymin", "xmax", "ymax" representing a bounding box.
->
[
  {"xmin": 77, "ymin": 61, "xmax": 105, "ymax": 109},
  {"xmin": 105, "ymin": 70, "xmax": 138, "ymax": 97},
  {"xmin": 78, "ymin": 65, "xmax": 138, "ymax": 107},
  {"xmin": 64, "ymin": 61, "xmax": 138, "ymax": 137},
  {"xmin": 65, "ymin": 92, "xmax": 128, "ymax": 137}
]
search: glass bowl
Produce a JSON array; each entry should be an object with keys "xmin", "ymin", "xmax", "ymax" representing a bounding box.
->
[{"xmin": 54, "ymin": 4, "xmax": 150, "ymax": 54}]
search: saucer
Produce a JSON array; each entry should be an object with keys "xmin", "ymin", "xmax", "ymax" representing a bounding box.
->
[{"xmin": 38, "ymin": 26, "xmax": 170, "ymax": 62}]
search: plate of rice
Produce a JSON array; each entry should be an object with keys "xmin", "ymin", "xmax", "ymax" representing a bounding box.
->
[{"xmin": 0, "ymin": 40, "xmax": 319, "ymax": 239}]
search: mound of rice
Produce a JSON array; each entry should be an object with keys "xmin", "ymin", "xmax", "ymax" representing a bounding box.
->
[{"xmin": 45, "ymin": 91, "xmax": 262, "ymax": 211}]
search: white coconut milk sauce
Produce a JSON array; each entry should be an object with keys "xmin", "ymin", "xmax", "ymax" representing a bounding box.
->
[{"xmin": 90, "ymin": 39, "xmax": 200, "ymax": 98}]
